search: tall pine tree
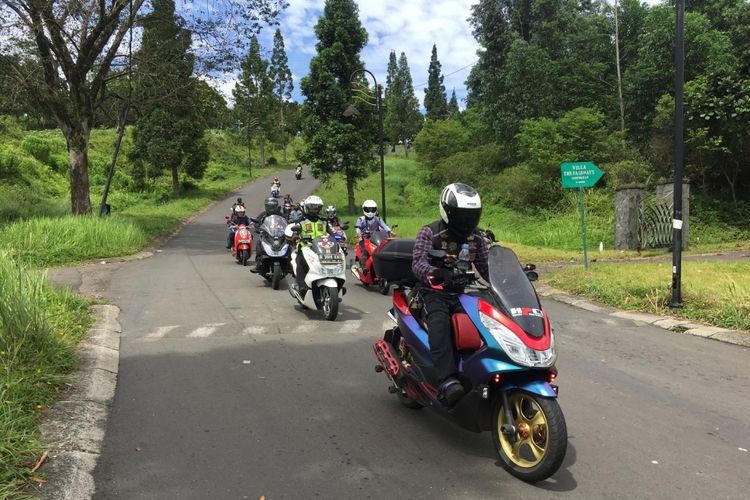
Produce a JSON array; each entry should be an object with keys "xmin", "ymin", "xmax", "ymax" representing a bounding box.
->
[
  {"xmin": 130, "ymin": 0, "xmax": 208, "ymax": 197},
  {"xmin": 448, "ymin": 89, "xmax": 459, "ymax": 116},
  {"xmin": 384, "ymin": 50, "xmax": 401, "ymax": 151},
  {"xmin": 384, "ymin": 52, "xmax": 423, "ymax": 156},
  {"xmin": 300, "ymin": 0, "xmax": 374, "ymax": 214},
  {"xmin": 233, "ymin": 36, "xmax": 275, "ymax": 171},
  {"xmin": 269, "ymin": 29, "xmax": 294, "ymax": 163},
  {"xmin": 424, "ymin": 44, "xmax": 448, "ymax": 120}
]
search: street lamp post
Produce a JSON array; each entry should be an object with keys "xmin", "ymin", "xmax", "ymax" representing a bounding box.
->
[
  {"xmin": 346, "ymin": 68, "xmax": 387, "ymax": 222},
  {"xmin": 670, "ymin": 0, "xmax": 685, "ymax": 308}
]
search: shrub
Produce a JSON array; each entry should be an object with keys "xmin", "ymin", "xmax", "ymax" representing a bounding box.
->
[
  {"xmin": 493, "ymin": 164, "xmax": 560, "ymax": 212},
  {"xmin": 602, "ymin": 160, "xmax": 654, "ymax": 189},
  {"xmin": 267, "ymin": 156, "xmax": 278, "ymax": 166},
  {"xmin": 413, "ymin": 119, "xmax": 471, "ymax": 169},
  {"xmin": 432, "ymin": 143, "xmax": 510, "ymax": 186}
]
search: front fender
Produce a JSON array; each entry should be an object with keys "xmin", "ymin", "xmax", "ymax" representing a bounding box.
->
[
  {"xmin": 501, "ymin": 380, "xmax": 558, "ymax": 398},
  {"xmin": 315, "ymin": 278, "xmax": 341, "ymax": 290}
]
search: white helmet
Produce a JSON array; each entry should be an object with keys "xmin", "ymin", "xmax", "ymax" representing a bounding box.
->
[
  {"xmin": 362, "ymin": 199, "xmax": 377, "ymax": 219},
  {"xmin": 302, "ymin": 195, "xmax": 323, "ymax": 218},
  {"xmin": 439, "ymin": 183, "xmax": 482, "ymax": 238},
  {"xmin": 234, "ymin": 205, "xmax": 246, "ymax": 214}
]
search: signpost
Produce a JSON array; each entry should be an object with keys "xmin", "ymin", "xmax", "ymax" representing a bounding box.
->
[{"xmin": 560, "ymin": 162, "xmax": 604, "ymax": 268}]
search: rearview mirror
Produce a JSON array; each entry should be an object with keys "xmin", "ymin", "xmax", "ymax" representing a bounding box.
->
[
  {"xmin": 525, "ymin": 271, "xmax": 539, "ymax": 282},
  {"xmin": 341, "ymin": 222, "xmax": 350, "ymax": 230},
  {"xmin": 391, "ymin": 224, "xmax": 399, "ymax": 229},
  {"xmin": 291, "ymin": 224, "xmax": 301, "ymax": 233}
]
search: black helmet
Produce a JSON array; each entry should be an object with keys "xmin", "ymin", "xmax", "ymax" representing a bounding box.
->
[
  {"xmin": 264, "ymin": 197, "xmax": 280, "ymax": 214},
  {"xmin": 439, "ymin": 183, "xmax": 482, "ymax": 238}
]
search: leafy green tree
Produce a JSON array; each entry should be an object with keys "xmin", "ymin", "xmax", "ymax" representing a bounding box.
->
[
  {"xmin": 269, "ymin": 29, "xmax": 294, "ymax": 163},
  {"xmin": 413, "ymin": 119, "xmax": 471, "ymax": 169},
  {"xmin": 685, "ymin": 70, "xmax": 750, "ymax": 203},
  {"xmin": 300, "ymin": 0, "xmax": 374, "ymax": 214},
  {"xmin": 1, "ymin": 0, "xmax": 285, "ymax": 214},
  {"xmin": 424, "ymin": 44, "xmax": 448, "ymax": 120},
  {"xmin": 447, "ymin": 90, "xmax": 459, "ymax": 116},
  {"xmin": 195, "ymin": 80, "xmax": 230, "ymax": 129},
  {"xmin": 130, "ymin": 0, "xmax": 208, "ymax": 197},
  {"xmin": 624, "ymin": 5, "xmax": 737, "ymax": 143},
  {"xmin": 233, "ymin": 36, "xmax": 275, "ymax": 171}
]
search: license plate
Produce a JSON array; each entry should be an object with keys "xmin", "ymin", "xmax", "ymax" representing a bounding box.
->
[{"xmin": 238, "ymin": 239, "xmax": 251, "ymax": 244}]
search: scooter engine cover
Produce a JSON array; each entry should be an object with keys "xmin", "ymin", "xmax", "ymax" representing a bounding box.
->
[{"xmin": 452, "ymin": 313, "xmax": 482, "ymax": 351}]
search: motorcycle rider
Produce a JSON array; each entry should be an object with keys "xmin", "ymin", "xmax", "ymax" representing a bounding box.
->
[
  {"xmin": 326, "ymin": 205, "xmax": 341, "ymax": 227},
  {"xmin": 290, "ymin": 195, "xmax": 333, "ymax": 293},
  {"xmin": 411, "ymin": 183, "xmax": 489, "ymax": 407},
  {"xmin": 252, "ymin": 198, "xmax": 283, "ymax": 272},
  {"xmin": 288, "ymin": 203, "xmax": 304, "ymax": 223},
  {"xmin": 230, "ymin": 197, "xmax": 245, "ymax": 217},
  {"xmin": 227, "ymin": 205, "xmax": 251, "ymax": 249},
  {"xmin": 295, "ymin": 164, "xmax": 303, "ymax": 178},
  {"xmin": 271, "ymin": 177, "xmax": 281, "ymax": 195},
  {"xmin": 355, "ymin": 200, "xmax": 391, "ymax": 274}
]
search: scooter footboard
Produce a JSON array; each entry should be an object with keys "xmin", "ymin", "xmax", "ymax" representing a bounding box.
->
[{"xmin": 373, "ymin": 339, "xmax": 403, "ymax": 383}]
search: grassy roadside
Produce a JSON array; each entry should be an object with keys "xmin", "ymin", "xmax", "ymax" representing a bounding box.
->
[
  {"xmin": 0, "ymin": 126, "xmax": 283, "ymax": 497},
  {"xmin": 315, "ymin": 156, "xmax": 750, "ymax": 263},
  {"xmin": 544, "ymin": 260, "xmax": 750, "ymax": 331},
  {"xmin": 0, "ymin": 253, "xmax": 92, "ymax": 498}
]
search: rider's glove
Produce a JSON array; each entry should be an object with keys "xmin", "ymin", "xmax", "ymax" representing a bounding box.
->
[{"xmin": 429, "ymin": 268, "xmax": 453, "ymax": 287}]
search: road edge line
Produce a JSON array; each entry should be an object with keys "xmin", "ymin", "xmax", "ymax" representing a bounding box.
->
[
  {"xmin": 535, "ymin": 284, "xmax": 750, "ymax": 347},
  {"xmin": 37, "ymin": 304, "xmax": 121, "ymax": 500}
]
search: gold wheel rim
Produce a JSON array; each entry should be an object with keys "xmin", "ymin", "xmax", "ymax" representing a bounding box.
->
[{"xmin": 498, "ymin": 393, "xmax": 549, "ymax": 468}]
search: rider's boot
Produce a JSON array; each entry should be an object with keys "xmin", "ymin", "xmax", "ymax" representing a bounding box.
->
[{"xmin": 438, "ymin": 377, "xmax": 465, "ymax": 407}]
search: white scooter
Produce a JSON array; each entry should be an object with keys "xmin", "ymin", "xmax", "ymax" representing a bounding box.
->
[{"xmin": 286, "ymin": 226, "xmax": 347, "ymax": 321}]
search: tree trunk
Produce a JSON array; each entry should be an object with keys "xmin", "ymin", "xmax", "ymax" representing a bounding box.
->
[
  {"xmin": 280, "ymin": 100, "xmax": 287, "ymax": 163},
  {"xmin": 259, "ymin": 136, "xmax": 266, "ymax": 169},
  {"xmin": 346, "ymin": 169, "xmax": 356, "ymax": 214},
  {"xmin": 65, "ymin": 123, "xmax": 93, "ymax": 215},
  {"xmin": 171, "ymin": 165, "xmax": 180, "ymax": 197},
  {"xmin": 614, "ymin": 0, "xmax": 626, "ymax": 136},
  {"xmin": 247, "ymin": 129, "xmax": 253, "ymax": 177}
]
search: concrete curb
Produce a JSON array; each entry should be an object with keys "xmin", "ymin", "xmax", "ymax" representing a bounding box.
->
[
  {"xmin": 37, "ymin": 304, "xmax": 121, "ymax": 500},
  {"xmin": 535, "ymin": 284, "xmax": 750, "ymax": 348}
]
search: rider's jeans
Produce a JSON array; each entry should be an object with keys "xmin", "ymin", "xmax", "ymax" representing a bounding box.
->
[{"xmin": 421, "ymin": 290, "xmax": 462, "ymax": 383}]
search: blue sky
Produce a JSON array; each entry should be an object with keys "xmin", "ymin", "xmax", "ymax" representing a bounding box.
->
[
  {"xmin": 206, "ymin": 0, "xmax": 663, "ymax": 108},
  {"xmin": 208, "ymin": 0, "xmax": 479, "ymax": 108}
]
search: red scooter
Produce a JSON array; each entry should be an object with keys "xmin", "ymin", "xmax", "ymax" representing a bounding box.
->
[
  {"xmin": 226, "ymin": 217, "xmax": 253, "ymax": 266},
  {"xmin": 351, "ymin": 225, "xmax": 398, "ymax": 295}
]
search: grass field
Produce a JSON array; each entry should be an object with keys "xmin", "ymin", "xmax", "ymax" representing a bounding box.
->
[{"xmin": 545, "ymin": 260, "xmax": 750, "ymax": 331}]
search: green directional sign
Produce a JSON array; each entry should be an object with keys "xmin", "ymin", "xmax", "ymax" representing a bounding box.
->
[{"xmin": 561, "ymin": 161, "xmax": 604, "ymax": 189}]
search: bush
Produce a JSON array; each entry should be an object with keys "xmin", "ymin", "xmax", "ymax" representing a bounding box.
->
[
  {"xmin": 602, "ymin": 160, "xmax": 654, "ymax": 189},
  {"xmin": 493, "ymin": 164, "xmax": 560, "ymax": 212},
  {"xmin": 432, "ymin": 143, "xmax": 510, "ymax": 186},
  {"xmin": 413, "ymin": 119, "xmax": 471, "ymax": 168},
  {"xmin": 267, "ymin": 156, "xmax": 278, "ymax": 166}
]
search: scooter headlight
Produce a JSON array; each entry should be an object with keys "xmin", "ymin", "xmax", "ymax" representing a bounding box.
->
[{"xmin": 479, "ymin": 312, "xmax": 556, "ymax": 368}]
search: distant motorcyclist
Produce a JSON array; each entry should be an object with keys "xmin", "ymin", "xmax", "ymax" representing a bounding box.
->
[
  {"xmin": 288, "ymin": 203, "xmax": 304, "ymax": 223},
  {"xmin": 355, "ymin": 200, "xmax": 391, "ymax": 274},
  {"xmin": 282, "ymin": 194, "xmax": 294, "ymax": 217},
  {"xmin": 411, "ymin": 183, "xmax": 489, "ymax": 407},
  {"xmin": 326, "ymin": 205, "xmax": 341, "ymax": 227},
  {"xmin": 271, "ymin": 177, "xmax": 281, "ymax": 196},
  {"xmin": 295, "ymin": 164, "xmax": 303, "ymax": 179},
  {"xmin": 230, "ymin": 197, "xmax": 245, "ymax": 217},
  {"xmin": 289, "ymin": 195, "xmax": 333, "ymax": 292},
  {"xmin": 251, "ymin": 198, "xmax": 283, "ymax": 272},
  {"xmin": 227, "ymin": 205, "xmax": 251, "ymax": 249}
]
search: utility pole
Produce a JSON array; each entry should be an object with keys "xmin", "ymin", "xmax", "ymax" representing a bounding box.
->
[{"xmin": 670, "ymin": 0, "xmax": 685, "ymax": 308}]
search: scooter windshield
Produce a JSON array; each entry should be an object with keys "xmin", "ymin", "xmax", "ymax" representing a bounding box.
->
[
  {"xmin": 311, "ymin": 236, "xmax": 342, "ymax": 257},
  {"xmin": 487, "ymin": 245, "xmax": 545, "ymax": 337},
  {"xmin": 261, "ymin": 215, "xmax": 287, "ymax": 238},
  {"xmin": 369, "ymin": 230, "xmax": 389, "ymax": 247}
]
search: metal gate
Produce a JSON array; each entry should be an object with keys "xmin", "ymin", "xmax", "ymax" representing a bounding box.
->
[{"xmin": 639, "ymin": 195, "xmax": 673, "ymax": 249}]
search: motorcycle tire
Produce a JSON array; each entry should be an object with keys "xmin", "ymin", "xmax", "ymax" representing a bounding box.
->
[
  {"xmin": 492, "ymin": 391, "xmax": 567, "ymax": 483},
  {"xmin": 378, "ymin": 279, "xmax": 390, "ymax": 295},
  {"xmin": 241, "ymin": 249, "xmax": 249, "ymax": 266},
  {"xmin": 271, "ymin": 262, "xmax": 282, "ymax": 290},
  {"xmin": 321, "ymin": 286, "xmax": 339, "ymax": 321}
]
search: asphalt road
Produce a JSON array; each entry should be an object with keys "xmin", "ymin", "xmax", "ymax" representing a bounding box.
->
[{"xmin": 93, "ymin": 170, "xmax": 750, "ymax": 499}]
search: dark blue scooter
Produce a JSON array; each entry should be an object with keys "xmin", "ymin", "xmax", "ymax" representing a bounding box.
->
[{"xmin": 372, "ymin": 245, "xmax": 567, "ymax": 482}]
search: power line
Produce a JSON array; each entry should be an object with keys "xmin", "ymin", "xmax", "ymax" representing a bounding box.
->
[{"xmin": 412, "ymin": 59, "xmax": 478, "ymax": 89}]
